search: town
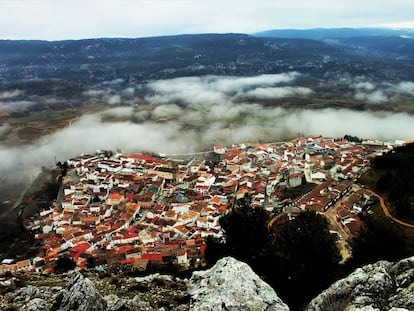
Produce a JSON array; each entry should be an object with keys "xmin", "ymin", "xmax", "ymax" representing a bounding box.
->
[{"xmin": 0, "ymin": 135, "xmax": 408, "ymax": 274}]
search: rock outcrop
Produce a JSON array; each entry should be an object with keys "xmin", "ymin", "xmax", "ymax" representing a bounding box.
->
[
  {"xmin": 0, "ymin": 257, "xmax": 288, "ymax": 311},
  {"xmin": 2, "ymin": 256, "xmax": 414, "ymax": 311},
  {"xmin": 0, "ymin": 282, "xmax": 63, "ymax": 311},
  {"xmin": 189, "ymin": 257, "xmax": 289, "ymax": 311},
  {"xmin": 58, "ymin": 272, "xmax": 107, "ymax": 311},
  {"xmin": 307, "ymin": 256, "xmax": 414, "ymax": 311}
]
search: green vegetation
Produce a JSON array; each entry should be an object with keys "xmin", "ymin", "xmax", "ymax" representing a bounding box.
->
[
  {"xmin": 0, "ymin": 168, "xmax": 63, "ymax": 259},
  {"xmin": 363, "ymin": 143, "xmax": 414, "ymax": 222},
  {"xmin": 206, "ymin": 185, "xmax": 414, "ymax": 310},
  {"xmin": 8, "ymin": 109, "xmax": 78, "ymax": 124},
  {"xmin": 206, "ymin": 199, "xmax": 340, "ymax": 311},
  {"xmin": 270, "ymin": 212, "xmax": 341, "ymax": 309},
  {"xmin": 54, "ymin": 255, "xmax": 76, "ymax": 273},
  {"xmin": 279, "ymin": 182, "xmax": 315, "ymax": 200},
  {"xmin": 347, "ymin": 204, "xmax": 408, "ymax": 268}
]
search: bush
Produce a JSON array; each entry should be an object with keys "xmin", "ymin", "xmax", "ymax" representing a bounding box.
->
[{"xmin": 54, "ymin": 255, "xmax": 76, "ymax": 273}]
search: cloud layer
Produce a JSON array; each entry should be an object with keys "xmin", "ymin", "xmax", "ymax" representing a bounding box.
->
[
  {"xmin": 335, "ymin": 75, "xmax": 414, "ymax": 103},
  {"xmin": 2, "ymin": 73, "xmax": 414, "ymax": 204}
]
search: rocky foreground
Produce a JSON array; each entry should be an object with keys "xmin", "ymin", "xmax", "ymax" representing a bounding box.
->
[
  {"xmin": 0, "ymin": 257, "xmax": 288, "ymax": 311},
  {"xmin": 307, "ymin": 256, "xmax": 414, "ymax": 311},
  {"xmin": 1, "ymin": 255, "xmax": 414, "ymax": 311}
]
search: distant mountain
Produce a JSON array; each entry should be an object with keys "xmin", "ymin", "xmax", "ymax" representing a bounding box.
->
[
  {"xmin": 255, "ymin": 27, "xmax": 414, "ymax": 40},
  {"xmin": 329, "ymin": 36, "xmax": 414, "ymax": 60},
  {"xmin": 255, "ymin": 28, "xmax": 414, "ymax": 61},
  {"xmin": 0, "ymin": 34, "xmax": 344, "ymax": 86},
  {"xmin": 1, "ymin": 32, "xmax": 414, "ymax": 89}
]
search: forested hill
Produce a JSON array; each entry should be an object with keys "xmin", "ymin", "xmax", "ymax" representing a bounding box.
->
[
  {"xmin": 2, "ymin": 32, "xmax": 414, "ymax": 88},
  {"xmin": 365, "ymin": 143, "xmax": 414, "ymax": 222},
  {"xmin": 0, "ymin": 34, "xmax": 350, "ymax": 86},
  {"xmin": 255, "ymin": 28, "xmax": 414, "ymax": 61}
]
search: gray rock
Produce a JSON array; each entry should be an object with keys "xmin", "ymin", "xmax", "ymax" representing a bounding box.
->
[
  {"xmin": 189, "ymin": 256, "xmax": 289, "ymax": 311},
  {"xmin": 104, "ymin": 294, "xmax": 125, "ymax": 311},
  {"xmin": 126, "ymin": 294, "xmax": 154, "ymax": 310},
  {"xmin": 307, "ymin": 256, "xmax": 414, "ymax": 311},
  {"xmin": 0, "ymin": 284, "xmax": 61, "ymax": 310},
  {"xmin": 58, "ymin": 271, "xmax": 107, "ymax": 311},
  {"xmin": 27, "ymin": 297, "xmax": 48, "ymax": 311},
  {"xmin": 134, "ymin": 273, "xmax": 174, "ymax": 285}
]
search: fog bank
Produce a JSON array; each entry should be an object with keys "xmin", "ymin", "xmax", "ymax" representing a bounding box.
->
[{"xmin": 2, "ymin": 73, "xmax": 414, "ymax": 204}]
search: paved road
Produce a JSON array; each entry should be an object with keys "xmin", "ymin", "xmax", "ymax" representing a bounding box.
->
[{"xmin": 367, "ymin": 189, "xmax": 414, "ymax": 228}]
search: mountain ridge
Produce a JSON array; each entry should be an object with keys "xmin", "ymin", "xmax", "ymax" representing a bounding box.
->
[
  {"xmin": 254, "ymin": 27, "xmax": 414, "ymax": 40},
  {"xmin": 2, "ymin": 31, "xmax": 414, "ymax": 89}
]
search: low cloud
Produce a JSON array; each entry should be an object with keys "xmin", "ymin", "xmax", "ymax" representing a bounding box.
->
[
  {"xmin": 334, "ymin": 75, "xmax": 414, "ymax": 103},
  {"xmin": 209, "ymin": 72, "xmax": 300, "ymax": 94},
  {"xmin": 0, "ymin": 90, "xmax": 23, "ymax": 99},
  {"xmin": 0, "ymin": 123, "xmax": 10, "ymax": 138},
  {"xmin": 121, "ymin": 87, "xmax": 135, "ymax": 97},
  {"xmin": 0, "ymin": 100, "xmax": 35, "ymax": 113},
  {"xmin": 2, "ymin": 73, "xmax": 414, "ymax": 205},
  {"xmin": 243, "ymin": 86, "xmax": 312, "ymax": 99},
  {"xmin": 100, "ymin": 106, "xmax": 135, "ymax": 119},
  {"xmin": 354, "ymin": 81, "xmax": 376, "ymax": 92},
  {"xmin": 354, "ymin": 89, "xmax": 388, "ymax": 103},
  {"xmin": 102, "ymin": 78, "xmax": 125, "ymax": 86},
  {"xmin": 146, "ymin": 73, "xmax": 304, "ymax": 106},
  {"xmin": 106, "ymin": 95, "xmax": 122, "ymax": 105},
  {"xmin": 393, "ymin": 82, "xmax": 414, "ymax": 96},
  {"xmin": 83, "ymin": 89, "xmax": 108, "ymax": 97}
]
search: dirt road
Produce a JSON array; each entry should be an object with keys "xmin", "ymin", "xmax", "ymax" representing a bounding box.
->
[{"xmin": 366, "ymin": 189, "xmax": 414, "ymax": 228}]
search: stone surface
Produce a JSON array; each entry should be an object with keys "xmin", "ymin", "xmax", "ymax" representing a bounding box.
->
[
  {"xmin": 26, "ymin": 297, "xmax": 48, "ymax": 311},
  {"xmin": 58, "ymin": 271, "xmax": 107, "ymax": 311},
  {"xmin": 1, "ymin": 256, "xmax": 413, "ymax": 311},
  {"xmin": 189, "ymin": 256, "xmax": 289, "ymax": 311},
  {"xmin": 0, "ymin": 283, "xmax": 63, "ymax": 310},
  {"xmin": 307, "ymin": 256, "xmax": 414, "ymax": 311},
  {"xmin": 104, "ymin": 294, "xmax": 125, "ymax": 311}
]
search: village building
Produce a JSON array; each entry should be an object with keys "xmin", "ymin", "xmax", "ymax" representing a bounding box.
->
[{"xmin": 1, "ymin": 136, "xmax": 402, "ymax": 275}]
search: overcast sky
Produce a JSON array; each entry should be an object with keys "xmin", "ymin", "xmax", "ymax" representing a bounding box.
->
[{"xmin": 1, "ymin": 0, "xmax": 414, "ymax": 40}]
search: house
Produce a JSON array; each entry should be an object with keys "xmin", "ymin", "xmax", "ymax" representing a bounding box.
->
[
  {"xmin": 177, "ymin": 248, "xmax": 188, "ymax": 265},
  {"xmin": 311, "ymin": 171, "xmax": 327, "ymax": 181},
  {"xmin": 24, "ymin": 136, "xmax": 389, "ymax": 274},
  {"xmin": 149, "ymin": 167, "xmax": 175, "ymax": 180},
  {"xmin": 139, "ymin": 230, "xmax": 160, "ymax": 245},
  {"xmin": 214, "ymin": 144, "xmax": 227, "ymax": 155},
  {"xmin": 288, "ymin": 173, "xmax": 303, "ymax": 188},
  {"xmin": 173, "ymin": 225, "xmax": 190, "ymax": 238},
  {"xmin": 107, "ymin": 193, "xmax": 124, "ymax": 205},
  {"xmin": 163, "ymin": 210, "xmax": 178, "ymax": 220},
  {"xmin": 16, "ymin": 259, "xmax": 32, "ymax": 272}
]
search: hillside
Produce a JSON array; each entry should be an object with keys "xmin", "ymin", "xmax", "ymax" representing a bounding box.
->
[
  {"xmin": 255, "ymin": 27, "xmax": 414, "ymax": 40},
  {"xmin": 255, "ymin": 27, "xmax": 414, "ymax": 61},
  {"xmin": 362, "ymin": 143, "xmax": 414, "ymax": 222},
  {"xmin": 2, "ymin": 33, "xmax": 414, "ymax": 90}
]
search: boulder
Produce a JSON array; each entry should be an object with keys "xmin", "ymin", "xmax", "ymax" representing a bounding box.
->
[
  {"xmin": 58, "ymin": 272, "xmax": 107, "ymax": 311},
  {"xmin": 189, "ymin": 256, "xmax": 289, "ymax": 311},
  {"xmin": 307, "ymin": 256, "xmax": 414, "ymax": 311}
]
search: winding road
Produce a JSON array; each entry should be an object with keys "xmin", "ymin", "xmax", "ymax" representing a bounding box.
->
[
  {"xmin": 366, "ymin": 189, "xmax": 414, "ymax": 228},
  {"xmin": 268, "ymin": 211, "xmax": 285, "ymax": 229}
]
